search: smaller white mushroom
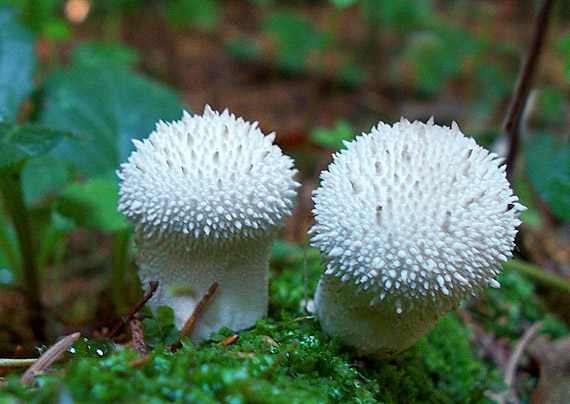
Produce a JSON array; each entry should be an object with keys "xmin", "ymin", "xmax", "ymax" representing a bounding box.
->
[
  {"xmin": 311, "ymin": 118, "xmax": 525, "ymax": 356},
  {"xmin": 117, "ymin": 106, "xmax": 299, "ymax": 343}
]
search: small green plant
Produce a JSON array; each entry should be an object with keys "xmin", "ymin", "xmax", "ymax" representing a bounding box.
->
[{"xmin": 0, "ymin": 6, "xmax": 185, "ymax": 337}]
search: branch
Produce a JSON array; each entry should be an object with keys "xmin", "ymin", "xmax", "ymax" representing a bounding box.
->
[
  {"xmin": 504, "ymin": 0, "xmax": 555, "ymax": 178},
  {"xmin": 504, "ymin": 321, "xmax": 542, "ymax": 389},
  {"xmin": 107, "ymin": 281, "xmax": 159, "ymax": 338},
  {"xmin": 179, "ymin": 282, "xmax": 218, "ymax": 339},
  {"xmin": 20, "ymin": 332, "xmax": 80, "ymax": 386}
]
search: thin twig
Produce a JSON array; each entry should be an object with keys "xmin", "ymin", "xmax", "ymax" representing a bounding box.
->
[
  {"xmin": 504, "ymin": 0, "xmax": 556, "ymax": 178},
  {"xmin": 264, "ymin": 315, "xmax": 316, "ymax": 329},
  {"xmin": 108, "ymin": 281, "xmax": 159, "ymax": 338},
  {"xmin": 216, "ymin": 334, "xmax": 240, "ymax": 346},
  {"xmin": 129, "ymin": 355, "xmax": 151, "ymax": 368},
  {"xmin": 179, "ymin": 282, "xmax": 219, "ymax": 339},
  {"xmin": 20, "ymin": 332, "xmax": 81, "ymax": 386},
  {"xmin": 458, "ymin": 307, "xmax": 508, "ymax": 370},
  {"xmin": 130, "ymin": 314, "xmax": 146, "ymax": 355},
  {"xmin": 504, "ymin": 321, "xmax": 542, "ymax": 389},
  {"xmin": 0, "ymin": 359, "xmax": 37, "ymax": 369}
]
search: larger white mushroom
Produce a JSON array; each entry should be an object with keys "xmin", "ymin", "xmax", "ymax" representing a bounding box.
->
[
  {"xmin": 311, "ymin": 118, "xmax": 525, "ymax": 356},
  {"xmin": 117, "ymin": 106, "xmax": 299, "ymax": 343}
]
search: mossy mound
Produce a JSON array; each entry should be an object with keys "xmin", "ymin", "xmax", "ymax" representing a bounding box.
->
[{"xmin": 0, "ymin": 243, "xmax": 503, "ymax": 403}]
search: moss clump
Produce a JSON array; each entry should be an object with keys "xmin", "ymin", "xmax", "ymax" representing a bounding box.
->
[{"xmin": 0, "ymin": 242, "xmax": 502, "ymax": 403}]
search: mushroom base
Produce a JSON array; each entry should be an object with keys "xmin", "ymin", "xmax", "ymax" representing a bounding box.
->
[
  {"xmin": 314, "ymin": 275, "xmax": 454, "ymax": 357},
  {"xmin": 137, "ymin": 233, "xmax": 272, "ymax": 344}
]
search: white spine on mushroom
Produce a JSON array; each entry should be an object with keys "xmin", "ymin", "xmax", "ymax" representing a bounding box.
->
[
  {"xmin": 311, "ymin": 118, "xmax": 525, "ymax": 356},
  {"xmin": 117, "ymin": 105, "xmax": 299, "ymax": 343}
]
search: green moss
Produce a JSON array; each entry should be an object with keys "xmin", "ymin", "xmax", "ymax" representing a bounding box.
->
[{"xmin": 0, "ymin": 242, "xmax": 503, "ymax": 403}]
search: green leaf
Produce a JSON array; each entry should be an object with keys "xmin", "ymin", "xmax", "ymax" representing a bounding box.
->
[
  {"xmin": 329, "ymin": 0, "xmax": 357, "ymax": 8},
  {"xmin": 55, "ymin": 178, "xmax": 128, "ymax": 233},
  {"xmin": 21, "ymin": 155, "xmax": 73, "ymax": 207},
  {"xmin": 40, "ymin": 59, "xmax": 184, "ymax": 178},
  {"xmin": 0, "ymin": 6, "xmax": 35, "ymax": 121},
  {"xmin": 0, "ymin": 122, "xmax": 75, "ymax": 170},
  {"xmin": 310, "ymin": 120, "xmax": 354, "ymax": 150},
  {"xmin": 143, "ymin": 306, "xmax": 180, "ymax": 347},
  {"xmin": 72, "ymin": 41, "xmax": 140, "ymax": 68},
  {"xmin": 525, "ymin": 134, "xmax": 570, "ymax": 222},
  {"xmin": 264, "ymin": 12, "xmax": 322, "ymax": 73}
]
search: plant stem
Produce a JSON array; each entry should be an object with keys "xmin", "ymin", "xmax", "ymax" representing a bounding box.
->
[
  {"xmin": 504, "ymin": 259, "xmax": 570, "ymax": 293},
  {"xmin": 0, "ymin": 212, "xmax": 19, "ymax": 270},
  {"xmin": 0, "ymin": 167, "xmax": 47, "ymax": 341},
  {"xmin": 504, "ymin": 0, "xmax": 555, "ymax": 178}
]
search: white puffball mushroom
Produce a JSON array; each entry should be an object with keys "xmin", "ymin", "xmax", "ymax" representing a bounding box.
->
[
  {"xmin": 117, "ymin": 105, "xmax": 299, "ymax": 343},
  {"xmin": 311, "ymin": 118, "xmax": 525, "ymax": 356}
]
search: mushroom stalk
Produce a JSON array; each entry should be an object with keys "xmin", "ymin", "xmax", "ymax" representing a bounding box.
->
[
  {"xmin": 137, "ymin": 231, "xmax": 272, "ymax": 341},
  {"xmin": 118, "ymin": 106, "xmax": 299, "ymax": 343}
]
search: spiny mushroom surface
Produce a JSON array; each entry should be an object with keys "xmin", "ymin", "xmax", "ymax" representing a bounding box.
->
[
  {"xmin": 311, "ymin": 118, "xmax": 525, "ymax": 356},
  {"xmin": 117, "ymin": 105, "xmax": 299, "ymax": 343}
]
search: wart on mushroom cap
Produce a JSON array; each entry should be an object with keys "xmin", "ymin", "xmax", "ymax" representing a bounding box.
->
[
  {"xmin": 117, "ymin": 105, "xmax": 299, "ymax": 343},
  {"xmin": 311, "ymin": 118, "xmax": 525, "ymax": 356}
]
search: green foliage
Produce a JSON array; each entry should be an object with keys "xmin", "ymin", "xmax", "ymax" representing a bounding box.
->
[
  {"xmin": 482, "ymin": 270, "xmax": 547, "ymax": 338},
  {"xmin": 526, "ymin": 88, "xmax": 568, "ymax": 130},
  {"xmin": 422, "ymin": 314, "xmax": 503, "ymax": 403},
  {"xmin": 72, "ymin": 41, "xmax": 141, "ymax": 68},
  {"xmin": 0, "ymin": 122, "xmax": 75, "ymax": 170},
  {"xmin": 55, "ymin": 178, "xmax": 128, "ymax": 233},
  {"xmin": 21, "ymin": 155, "xmax": 73, "ymax": 207},
  {"xmin": 225, "ymin": 37, "xmax": 262, "ymax": 63},
  {"xmin": 0, "ymin": 6, "xmax": 35, "ymax": 121},
  {"xmin": 162, "ymin": 0, "xmax": 218, "ymax": 31},
  {"xmin": 264, "ymin": 11, "xmax": 322, "ymax": 73},
  {"xmin": 359, "ymin": 0, "xmax": 432, "ymax": 32},
  {"xmin": 310, "ymin": 120, "xmax": 354, "ymax": 150},
  {"xmin": 0, "ymin": 0, "xmax": 70, "ymax": 39},
  {"xmin": 525, "ymin": 133, "xmax": 570, "ymax": 222},
  {"xmin": 329, "ymin": 0, "xmax": 357, "ymax": 9},
  {"xmin": 400, "ymin": 25, "xmax": 475, "ymax": 97},
  {"xmin": 39, "ymin": 45, "xmax": 184, "ymax": 178},
  {"xmin": 142, "ymin": 306, "xmax": 180, "ymax": 347},
  {"xmin": 67, "ymin": 337, "xmax": 118, "ymax": 359}
]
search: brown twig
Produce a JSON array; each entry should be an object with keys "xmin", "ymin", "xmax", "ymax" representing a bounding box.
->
[
  {"xmin": 129, "ymin": 355, "xmax": 151, "ymax": 368},
  {"xmin": 130, "ymin": 314, "xmax": 146, "ymax": 356},
  {"xmin": 504, "ymin": 321, "xmax": 542, "ymax": 390},
  {"xmin": 107, "ymin": 281, "xmax": 159, "ymax": 338},
  {"xmin": 504, "ymin": 0, "xmax": 556, "ymax": 178},
  {"xmin": 179, "ymin": 282, "xmax": 219, "ymax": 339},
  {"xmin": 0, "ymin": 358, "xmax": 36, "ymax": 369},
  {"xmin": 20, "ymin": 332, "xmax": 81, "ymax": 386},
  {"xmin": 216, "ymin": 334, "xmax": 240, "ymax": 346},
  {"xmin": 458, "ymin": 307, "xmax": 509, "ymax": 370}
]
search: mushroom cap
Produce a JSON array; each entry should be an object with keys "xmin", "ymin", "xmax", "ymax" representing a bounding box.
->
[
  {"xmin": 117, "ymin": 105, "xmax": 299, "ymax": 242},
  {"xmin": 311, "ymin": 118, "xmax": 525, "ymax": 315}
]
